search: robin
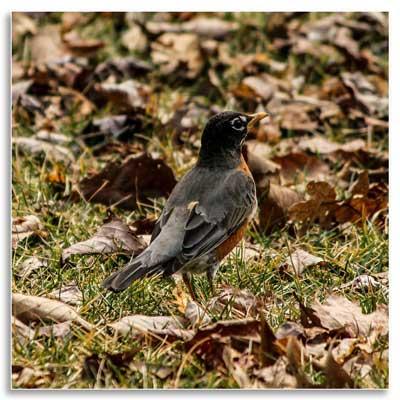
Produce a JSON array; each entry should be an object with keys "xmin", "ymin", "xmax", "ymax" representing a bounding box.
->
[{"xmin": 102, "ymin": 111, "xmax": 268, "ymax": 299}]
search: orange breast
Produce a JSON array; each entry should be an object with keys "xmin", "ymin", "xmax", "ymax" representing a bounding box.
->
[
  {"xmin": 237, "ymin": 154, "xmax": 252, "ymax": 176},
  {"xmin": 215, "ymin": 154, "xmax": 253, "ymax": 260},
  {"xmin": 215, "ymin": 220, "xmax": 249, "ymax": 261}
]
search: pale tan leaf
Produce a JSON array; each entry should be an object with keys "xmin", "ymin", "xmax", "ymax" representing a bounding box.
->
[
  {"xmin": 280, "ymin": 249, "xmax": 324, "ymax": 275},
  {"xmin": 12, "ymin": 215, "xmax": 43, "ymax": 249},
  {"xmin": 62, "ymin": 218, "xmax": 146, "ymax": 263},
  {"xmin": 49, "ymin": 284, "xmax": 83, "ymax": 305},
  {"xmin": 15, "ymin": 256, "xmax": 47, "ymax": 278},
  {"xmin": 108, "ymin": 315, "xmax": 192, "ymax": 340},
  {"xmin": 12, "ymin": 293, "xmax": 92, "ymax": 330}
]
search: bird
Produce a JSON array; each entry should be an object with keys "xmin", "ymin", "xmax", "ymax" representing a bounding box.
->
[{"xmin": 102, "ymin": 111, "xmax": 268, "ymax": 300}]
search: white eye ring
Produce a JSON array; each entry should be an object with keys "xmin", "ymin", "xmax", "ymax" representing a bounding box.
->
[{"xmin": 231, "ymin": 116, "xmax": 246, "ymax": 131}]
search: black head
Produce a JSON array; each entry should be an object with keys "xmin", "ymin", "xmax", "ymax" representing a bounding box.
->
[{"xmin": 198, "ymin": 111, "xmax": 268, "ymax": 167}]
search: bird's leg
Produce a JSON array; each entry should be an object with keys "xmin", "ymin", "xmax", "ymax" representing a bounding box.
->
[
  {"xmin": 182, "ymin": 272, "xmax": 198, "ymax": 302},
  {"xmin": 206, "ymin": 270, "xmax": 215, "ymax": 297},
  {"xmin": 207, "ymin": 263, "xmax": 219, "ymax": 297}
]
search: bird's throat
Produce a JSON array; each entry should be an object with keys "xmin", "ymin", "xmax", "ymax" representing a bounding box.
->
[{"xmin": 197, "ymin": 145, "xmax": 242, "ymax": 169}]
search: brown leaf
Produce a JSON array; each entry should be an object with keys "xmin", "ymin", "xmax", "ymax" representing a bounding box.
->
[
  {"xmin": 147, "ymin": 17, "xmax": 238, "ymax": 39},
  {"xmin": 349, "ymin": 170, "xmax": 369, "ymax": 196},
  {"xmin": 121, "ymin": 24, "xmax": 148, "ymax": 52},
  {"xmin": 254, "ymin": 357, "xmax": 298, "ymax": 388},
  {"xmin": 151, "ymin": 33, "xmax": 204, "ymax": 79},
  {"xmin": 208, "ymin": 286, "xmax": 258, "ymax": 318},
  {"xmin": 82, "ymin": 349, "xmax": 139, "ymax": 383},
  {"xmin": 12, "ymin": 215, "xmax": 43, "ymax": 249},
  {"xmin": 81, "ymin": 114, "xmax": 141, "ymax": 147},
  {"xmin": 12, "ymin": 80, "xmax": 33, "ymax": 104},
  {"xmin": 12, "ymin": 137, "xmax": 75, "ymax": 164},
  {"xmin": 229, "ymin": 242, "xmax": 264, "ymax": 264},
  {"xmin": 12, "ymin": 316, "xmax": 35, "ymax": 340},
  {"xmin": 341, "ymin": 71, "xmax": 388, "ymax": 117},
  {"xmin": 14, "ymin": 256, "xmax": 47, "ymax": 279},
  {"xmin": 185, "ymin": 301, "xmax": 212, "ymax": 327},
  {"xmin": 272, "ymin": 153, "xmax": 330, "ymax": 185},
  {"xmin": 62, "ymin": 218, "xmax": 146, "ymax": 263},
  {"xmin": 94, "ymin": 57, "xmax": 152, "ymax": 81},
  {"xmin": 222, "ymin": 346, "xmax": 252, "ymax": 388},
  {"xmin": 308, "ymin": 294, "xmax": 388, "ymax": 340},
  {"xmin": 243, "ymin": 143, "xmax": 280, "ymax": 190},
  {"xmin": 79, "ymin": 152, "xmax": 176, "ymax": 210},
  {"xmin": 12, "ymin": 12, "xmax": 37, "ymax": 44},
  {"xmin": 12, "ymin": 293, "xmax": 93, "ymax": 330},
  {"xmin": 29, "ymin": 25, "xmax": 65, "ymax": 64},
  {"xmin": 95, "ymin": 80, "xmax": 151, "ymax": 112},
  {"xmin": 62, "ymin": 31, "xmax": 104, "ymax": 56},
  {"xmin": 298, "ymin": 136, "xmax": 366, "ymax": 155},
  {"xmin": 323, "ymin": 344, "xmax": 355, "ymax": 388},
  {"xmin": 108, "ymin": 315, "xmax": 192, "ymax": 340},
  {"xmin": 260, "ymin": 310, "xmax": 279, "ymax": 367},
  {"xmin": 279, "ymin": 249, "xmax": 324, "ymax": 275},
  {"xmin": 49, "ymin": 284, "xmax": 83, "ymax": 305},
  {"xmin": 239, "ymin": 75, "xmax": 275, "ymax": 102},
  {"xmin": 181, "ymin": 17, "xmax": 238, "ymax": 39},
  {"xmin": 37, "ymin": 321, "xmax": 73, "ymax": 338},
  {"xmin": 186, "ymin": 319, "xmax": 260, "ymax": 369},
  {"xmin": 288, "ymin": 181, "xmax": 338, "ymax": 229},
  {"xmin": 259, "ymin": 183, "xmax": 303, "ymax": 232}
]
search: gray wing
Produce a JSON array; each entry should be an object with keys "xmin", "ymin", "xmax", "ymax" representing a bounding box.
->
[{"xmin": 180, "ymin": 170, "xmax": 256, "ymax": 261}]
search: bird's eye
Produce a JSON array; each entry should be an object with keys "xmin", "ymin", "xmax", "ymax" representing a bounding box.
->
[{"xmin": 231, "ymin": 117, "xmax": 245, "ymax": 131}]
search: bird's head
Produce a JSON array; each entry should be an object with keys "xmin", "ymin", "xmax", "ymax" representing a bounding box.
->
[{"xmin": 199, "ymin": 111, "xmax": 268, "ymax": 167}]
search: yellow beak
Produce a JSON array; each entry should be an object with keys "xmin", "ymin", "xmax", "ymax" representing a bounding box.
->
[{"xmin": 246, "ymin": 111, "xmax": 269, "ymax": 130}]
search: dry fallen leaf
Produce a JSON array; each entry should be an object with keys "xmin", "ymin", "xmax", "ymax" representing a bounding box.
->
[
  {"xmin": 147, "ymin": 17, "xmax": 238, "ymax": 39},
  {"xmin": 185, "ymin": 301, "xmax": 212, "ymax": 327},
  {"xmin": 222, "ymin": 346, "xmax": 252, "ymax": 388},
  {"xmin": 243, "ymin": 144, "xmax": 280, "ymax": 190},
  {"xmin": 94, "ymin": 57, "xmax": 152, "ymax": 81},
  {"xmin": 322, "ymin": 343, "xmax": 355, "ymax": 388},
  {"xmin": 82, "ymin": 114, "xmax": 141, "ymax": 147},
  {"xmin": 12, "ymin": 293, "xmax": 93, "ymax": 330},
  {"xmin": 208, "ymin": 286, "xmax": 258, "ymax": 318},
  {"xmin": 12, "ymin": 137, "xmax": 75, "ymax": 164},
  {"xmin": 279, "ymin": 249, "xmax": 324, "ymax": 275},
  {"xmin": 289, "ymin": 173, "xmax": 388, "ymax": 229},
  {"xmin": 49, "ymin": 284, "xmax": 83, "ymax": 305},
  {"xmin": 79, "ymin": 152, "xmax": 176, "ymax": 210},
  {"xmin": 109, "ymin": 315, "xmax": 192, "ymax": 340},
  {"xmin": 12, "ymin": 215, "xmax": 43, "ymax": 249},
  {"xmin": 95, "ymin": 80, "xmax": 151, "ymax": 112},
  {"xmin": 341, "ymin": 71, "xmax": 388, "ymax": 117},
  {"xmin": 272, "ymin": 152, "xmax": 331, "ymax": 185},
  {"xmin": 14, "ymin": 256, "xmax": 47, "ymax": 278},
  {"xmin": 259, "ymin": 183, "xmax": 303, "ymax": 232},
  {"xmin": 121, "ymin": 24, "xmax": 148, "ymax": 52},
  {"xmin": 62, "ymin": 218, "xmax": 147, "ymax": 263},
  {"xmin": 37, "ymin": 321, "xmax": 73, "ymax": 338},
  {"xmin": 62, "ymin": 30, "xmax": 105, "ymax": 56},
  {"xmin": 254, "ymin": 357, "xmax": 298, "ymax": 388},
  {"xmin": 12, "ymin": 316, "xmax": 35, "ymax": 341},
  {"xmin": 307, "ymin": 294, "xmax": 388, "ymax": 340},
  {"xmin": 151, "ymin": 33, "xmax": 204, "ymax": 79}
]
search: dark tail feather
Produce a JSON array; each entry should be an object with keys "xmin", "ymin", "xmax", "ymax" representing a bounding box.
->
[{"xmin": 102, "ymin": 253, "xmax": 158, "ymax": 292}]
